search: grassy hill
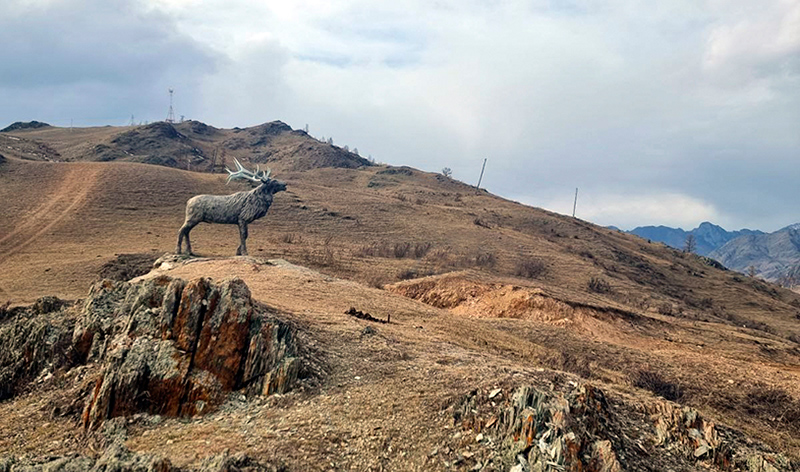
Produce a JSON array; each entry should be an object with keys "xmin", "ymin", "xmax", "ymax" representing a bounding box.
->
[{"xmin": 1, "ymin": 121, "xmax": 799, "ymax": 465}]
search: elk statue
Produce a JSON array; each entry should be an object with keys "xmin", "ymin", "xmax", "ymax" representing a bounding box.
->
[{"xmin": 177, "ymin": 158, "xmax": 287, "ymax": 256}]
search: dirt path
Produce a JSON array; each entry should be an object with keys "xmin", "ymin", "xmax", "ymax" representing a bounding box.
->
[{"xmin": 0, "ymin": 164, "xmax": 102, "ymax": 261}]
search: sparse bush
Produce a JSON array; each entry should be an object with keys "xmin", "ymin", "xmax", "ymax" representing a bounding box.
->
[
  {"xmin": 515, "ymin": 257, "xmax": 547, "ymax": 279},
  {"xmin": 475, "ymin": 252, "xmax": 497, "ymax": 269},
  {"xmin": 633, "ymin": 370, "xmax": 684, "ymax": 401},
  {"xmin": 743, "ymin": 385, "xmax": 800, "ymax": 429},
  {"xmin": 441, "ymin": 167, "xmax": 452, "ymax": 178},
  {"xmin": 413, "ymin": 242, "xmax": 432, "ymax": 259},
  {"xmin": 578, "ymin": 250, "xmax": 594, "ymax": 260},
  {"xmin": 541, "ymin": 351, "xmax": 593, "ymax": 379},
  {"xmin": 587, "ymin": 277, "xmax": 611, "ymax": 294},
  {"xmin": 393, "ymin": 242, "xmax": 411, "ymax": 258},
  {"xmin": 474, "ymin": 217, "xmax": 491, "ymax": 229},
  {"xmin": 302, "ymin": 246, "xmax": 338, "ymax": 268},
  {"xmin": 281, "ymin": 233, "xmax": 302, "ymax": 244},
  {"xmin": 354, "ymin": 241, "xmax": 433, "ymax": 260},
  {"xmin": 397, "ymin": 268, "xmax": 419, "ymax": 280},
  {"xmin": 697, "ymin": 297, "xmax": 713, "ymax": 309},
  {"xmin": 657, "ymin": 302, "xmax": 674, "ymax": 316},
  {"xmin": 365, "ymin": 274, "xmax": 388, "ymax": 289}
]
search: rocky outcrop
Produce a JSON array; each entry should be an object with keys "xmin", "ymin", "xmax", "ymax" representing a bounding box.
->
[
  {"xmin": 0, "ymin": 276, "xmax": 302, "ymax": 430},
  {"xmin": 450, "ymin": 383, "xmax": 794, "ymax": 472},
  {"xmin": 77, "ymin": 275, "xmax": 301, "ymax": 428},
  {"xmin": 0, "ymin": 297, "xmax": 74, "ymax": 400},
  {"xmin": 0, "ymin": 121, "xmax": 51, "ymax": 132}
]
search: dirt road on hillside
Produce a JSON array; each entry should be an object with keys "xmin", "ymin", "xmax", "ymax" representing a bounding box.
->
[{"xmin": 0, "ymin": 164, "xmax": 102, "ymax": 261}]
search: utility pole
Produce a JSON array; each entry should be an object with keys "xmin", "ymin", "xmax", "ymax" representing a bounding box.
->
[
  {"xmin": 572, "ymin": 188, "xmax": 578, "ymax": 218},
  {"xmin": 476, "ymin": 158, "xmax": 487, "ymax": 188},
  {"xmin": 166, "ymin": 88, "xmax": 175, "ymax": 123}
]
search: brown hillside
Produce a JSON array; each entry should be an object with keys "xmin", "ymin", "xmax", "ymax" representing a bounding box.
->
[
  {"xmin": 1, "ymin": 124, "xmax": 799, "ymax": 468},
  {"xmin": 2, "ymin": 120, "xmax": 371, "ymax": 172}
]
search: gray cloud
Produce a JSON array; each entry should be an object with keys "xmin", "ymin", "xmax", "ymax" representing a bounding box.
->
[
  {"xmin": 1, "ymin": 0, "xmax": 797, "ymax": 231},
  {"xmin": 0, "ymin": 0, "xmax": 218, "ymax": 125}
]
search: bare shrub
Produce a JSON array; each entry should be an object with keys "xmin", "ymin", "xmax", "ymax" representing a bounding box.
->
[
  {"xmin": 710, "ymin": 384, "xmax": 800, "ymax": 434},
  {"xmin": 475, "ymin": 252, "xmax": 497, "ymax": 269},
  {"xmin": 587, "ymin": 277, "xmax": 611, "ymax": 294},
  {"xmin": 633, "ymin": 370, "xmax": 684, "ymax": 401},
  {"xmin": 364, "ymin": 273, "xmax": 389, "ymax": 289},
  {"xmin": 397, "ymin": 268, "xmax": 418, "ymax": 280},
  {"xmin": 397, "ymin": 268, "xmax": 434, "ymax": 281},
  {"xmin": 657, "ymin": 302, "xmax": 674, "ymax": 316},
  {"xmin": 540, "ymin": 351, "xmax": 593, "ymax": 379},
  {"xmin": 393, "ymin": 242, "xmax": 411, "ymax": 258},
  {"xmin": 515, "ymin": 257, "xmax": 547, "ymax": 279},
  {"xmin": 354, "ymin": 241, "xmax": 433, "ymax": 260},
  {"xmin": 697, "ymin": 297, "xmax": 713, "ymax": 309},
  {"xmin": 745, "ymin": 385, "xmax": 800, "ymax": 427},
  {"xmin": 301, "ymin": 248, "xmax": 335, "ymax": 267},
  {"xmin": 281, "ymin": 233, "xmax": 302, "ymax": 244},
  {"xmin": 413, "ymin": 242, "xmax": 433, "ymax": 259},
  {"xmin": 473, "ymin": 217, "xmax": 491, "ymax": 229}
]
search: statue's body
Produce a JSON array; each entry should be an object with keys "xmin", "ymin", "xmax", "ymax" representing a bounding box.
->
[{"xmin": 177, "ymin": 159, "xmax": 286, "ymax": 256}]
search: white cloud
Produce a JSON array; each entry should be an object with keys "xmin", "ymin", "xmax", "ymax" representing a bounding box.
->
[{"xmin": 533, "ymin": 192, "xmax": 723, "ymax": 230}]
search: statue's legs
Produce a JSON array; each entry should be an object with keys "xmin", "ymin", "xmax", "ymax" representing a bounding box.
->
[{"xmin": 237, "ymin": 222, "xmax": 249, "ymax": 256}]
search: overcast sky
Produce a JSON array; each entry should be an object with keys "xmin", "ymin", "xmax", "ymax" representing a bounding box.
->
[{"xmin": 2, "ymin": 0, "xmax": 798, "ymax": 231}]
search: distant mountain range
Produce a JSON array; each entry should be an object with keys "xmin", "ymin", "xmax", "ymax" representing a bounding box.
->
[
  {"xmin": 624, "ymin": 222, "xmax": 800, "ymax": 285},
  {"xmin": 710, "ymin": 223, "xmax": 800, "ymax": 284},
  {"xmin": 626, "ymin": 222, "xmax": 763, "ymax": 256}
]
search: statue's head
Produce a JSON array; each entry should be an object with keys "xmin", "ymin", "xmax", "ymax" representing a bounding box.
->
[
  {"xmin": 225, "ymin": 158, "xmax": 287, "ymax": 194},
  {"xmin": 266, "ymin": 179, "xmax": 287, "ymax": 194}
]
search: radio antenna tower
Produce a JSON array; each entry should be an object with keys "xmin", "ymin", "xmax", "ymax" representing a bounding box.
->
[{"xmin": 166, "ymin": 88, "xmax": 175, "ymax": 123}]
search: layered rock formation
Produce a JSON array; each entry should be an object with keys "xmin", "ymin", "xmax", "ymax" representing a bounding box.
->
[
  {"xmin": 450, "ymin": 383, "xmax": 792, "ymax": 472},
  {"xmin": 0, "ymin": 275, "xmax": 302, "ymax": 431}
]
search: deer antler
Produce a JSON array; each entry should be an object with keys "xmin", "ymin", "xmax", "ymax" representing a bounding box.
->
[{"xmin": 226, "ymin": 158, "xmax": 272, "ymax": 184}]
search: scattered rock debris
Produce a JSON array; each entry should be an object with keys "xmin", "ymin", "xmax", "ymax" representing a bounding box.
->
[
  {"xmin": 446, "ymin": 383, "xmax": 795, "ymax": 472},
  {"xmin": 345, "ymin": 307, "xmax": 390, "ymax": 324}
]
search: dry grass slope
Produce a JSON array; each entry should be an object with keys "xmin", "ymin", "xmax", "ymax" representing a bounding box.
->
[{"xmin": 1, "ymin": 122, "xmax": 799, "ymax": 467}]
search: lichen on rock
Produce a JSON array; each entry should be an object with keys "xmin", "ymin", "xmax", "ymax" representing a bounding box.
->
[
  {"xmin": 0, "ymin": 274, "xmax": 304, "ymax": 430},
  {"xmin": 77, "ymin": 275, "xmax": 302, "ymax": 428}
]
